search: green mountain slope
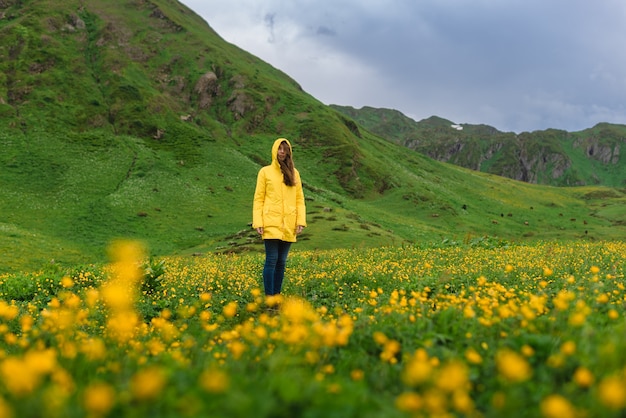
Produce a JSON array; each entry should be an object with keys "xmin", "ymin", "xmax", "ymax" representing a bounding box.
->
[
  {"xmin": 1, "ymin": 0, "xmax": 624, "ymax": 273},
  {"xmin": 331, "ymin": 105, "xmax": 626, "ymax": 187}
]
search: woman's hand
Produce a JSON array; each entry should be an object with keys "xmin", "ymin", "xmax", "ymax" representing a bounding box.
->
[
  {"xmin": 296, "ymin": 225, "xmax": 304, "ymax": 234},
  {"xmin": 256, "ymin": 227, "xmax": 264, "ymax": 235}
]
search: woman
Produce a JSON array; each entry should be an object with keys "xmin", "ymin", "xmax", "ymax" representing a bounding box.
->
[{"xmin": 253, "ymin": 138, "xmax": 307, "ymax": 296}]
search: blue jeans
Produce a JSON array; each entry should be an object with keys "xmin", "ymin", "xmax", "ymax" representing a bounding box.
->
[{"xmin": 263, "ymin": 239, "xmax": 292, "ymax": 295}]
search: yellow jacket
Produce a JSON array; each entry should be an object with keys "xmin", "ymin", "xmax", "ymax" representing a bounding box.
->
[{"xmin": 252, "ymin": 138, "xmax": 307, "ymax": 242}]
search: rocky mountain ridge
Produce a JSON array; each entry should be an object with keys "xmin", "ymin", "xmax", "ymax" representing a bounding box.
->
[{"xmin": 331, "ymin": 106, "xmax": 625, "ymax": 187}]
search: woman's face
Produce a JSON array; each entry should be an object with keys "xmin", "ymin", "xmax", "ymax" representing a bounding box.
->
[{"xmin": 277, "ymin": 143, "xmax": 288, "ymax": 162}]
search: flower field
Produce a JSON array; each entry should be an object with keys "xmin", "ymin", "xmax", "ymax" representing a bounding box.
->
[{"xmin": 0, "ymin": 239, "xmax": 625, "ymax": 417}]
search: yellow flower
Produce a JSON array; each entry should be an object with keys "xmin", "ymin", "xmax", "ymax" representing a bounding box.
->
[
  {"xmin": 540, "ymin": 394, "xmax": 576, "ymax": 418},
  {"xmin": 146, "ymin": 338, "xmax": 166, "ymax": 356},
  {"xmin": 265, "ymin": 294, "xmax": 283, "ymax": 308},
  {"xmin": 465, "ymin": 347, "xmax": 483, "ymax": 364},
  {"xmin": 109, "ymin": 241, "xmax": 144, "ymax": 285},
  {"xmin": 199, "ymin": 369, "xmax": 230, "ymax": 393},
  {"xmin": 20, "ymin": 314, "xmax": 34, "ymax": 332},
  {"xmin": 560, "ymin": 341, "xmax": 576, "ymax": 356},
  {"xmin": 380, "ymin": 339, "xmax": 401, "ymax": 364},
  {"xmin": 228, "ymin": 341, "xmax": 246, "ymax": 359},
  {"xmin": 51, "ymin": 368, "xmax": 75, "ymax": 394},
  {"xmin": 4, "ymin": 333, "xmax": 17, "ymax": 345},
  {"xmin": 253, "ymin": 325, "xmax": 267, "ymax": 340},
  {"xmin": 108, "ymin": 240, "xmax": 145, "ymax": 268},
  {"xmin": 521, "ymin": 344, "xmax": 535, "ymax": 357},
  {"xmin": 435, "ymin": 361, "xmax": 469, "ymax": 393},
  {"xmin": 61, "ymin": 276, "xmax": 74, "ymax": 288},
  {"xmin": 322, "ymin": 364, "xmax": 335, "ymax": 374},
  {"xmin": 1, "ymin": 357, "xmax": 39, "ymax": 396},
  {"xmin": 573, "ymin": 367, "xmax": 594, "ymax": 387},
  {"xmin": 281, "ymin": 297, "xmax": 317, "ymax": 323},
  {"xmin": 547, "ymin": 354, "xmax": 565, "ymax": 369},
  {"xmin": 520, "ymin": 305, "xmax": 537, "ymax": 321},
  {"xmin": 598, "ymin": 376, "xmax": 626, "ymax": 409},
  {"xmin": 106, "ymin": 312, "xmax": 139, "ymax": 343},
  {"xmin": 131, "ymin": 367, "xmax": 167, "ymax": 401},
  {"xmin": 463, "ymin": 305, "xmax": 476, "ymax": 318},
  {"xmin": 423, "ymin": 388, "xmax": 447, "ymax": 415},
  {"xmin": 0, "ymin": 349, "xmax": 58, "ymax": 397},
  {"xmin": 84, "ymin": 289, "xmax": 100, "ymax": 308},
  {"xmin": 24, "ymin": 349, "xmax": 57, "ymax": 375},
  {"xmin": 151, "ymin": 317, "xmax": 180, "ymax": 341},
  {"xmin": 402, "ymin": 349, "xmax": 433, "ymax": 386},
  {"xmin": 453, "ymin": 389, "xmax": 474, "ymax": 414},
  {"xmin": 395, "ymin": 392, "xmax": 422, "ymax": 412},
  {"xmin": 568, "ymin": 312, "xmax": 586, "ymax": 326},
  {"xmin": 496, "ymin": 349, "xmax": 532, "ymax": 383},
  {"xmin": 350, "ymin": 369, "xmax": 364, "ymax": 381},
  {"xmin": 0, "ymin": 397, "xmax": 13, "ymax": 418},
  {"xmin": 498, "ymin": 305, "xmax": 514, "ymax": 319},
  {"xmin": 282, "ymin": 323, "xmax": 309, "ymax": 345},
  {"xmin": 0, "ymin": 301, "xmax": 19, "ymax": 321},
  {"xmin": 222, "ymin": 301, "xmax": 238, "ymax": 318},
  {"xmin": 305, "ymin": 351, "xmax": 320, "ymax": 364},
  {"xmin": 326, "ymin": 383, "xmax": 341, "ymax": 394},
  {"xmin": 83, "ymin": 382, "xmax": 116, "ymax": 416},
  {"xmin": 553, "ymin": 290, "xmax": 575, "ymax": 311},
  {"xmin": 101, "ymin": 281, "xmax": 134, "ymax": 312},
  {"xmin": 596, "ymin": 293, "xmax": 609, "ymax": 304},
  {"xmin": 373, "ymin": 331, "xmax": 388, "ymax": 345},
  {"xmin": 62, "ymin": 292, "xmax": 81, "ymax": 309},
  {"xmin": 590, "ymin": 265, "xmax": 600, "ymax": 274}
]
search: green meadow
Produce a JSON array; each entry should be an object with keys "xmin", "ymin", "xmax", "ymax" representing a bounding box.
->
[{"xmin": 2, "ymin": 127, "xmax": 624, "ymax": 274}]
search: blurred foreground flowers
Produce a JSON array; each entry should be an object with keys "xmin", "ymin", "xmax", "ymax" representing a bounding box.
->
[{"xmin": 0, "ymin": 240, "xmax": 623, "ymax": 417}]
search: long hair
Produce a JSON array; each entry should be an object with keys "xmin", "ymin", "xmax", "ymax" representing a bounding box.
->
[{"xmin": 278, "ymin": 141, "xmax": 295, "ymax": 186}]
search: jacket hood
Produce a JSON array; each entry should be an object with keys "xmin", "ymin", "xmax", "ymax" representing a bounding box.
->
[{"xmin": 271, "ymin": 138, "xmax": 293, "ymax": 166}]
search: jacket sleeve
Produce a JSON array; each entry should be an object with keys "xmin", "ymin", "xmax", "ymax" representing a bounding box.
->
[
  {"xmin": 252, "ymin": 169, "xmax": 266, "ymax": 229},
  {"xmin": 295, "ymin": 170, "xmax": 307, "ymax": 227}
]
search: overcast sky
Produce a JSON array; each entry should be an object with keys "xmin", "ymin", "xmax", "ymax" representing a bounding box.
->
[{"xmin": 180, "ymin": 0, "xmax": 626, "ymax": 133}]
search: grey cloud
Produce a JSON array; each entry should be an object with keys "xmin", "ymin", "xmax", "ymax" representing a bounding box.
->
[
  {"xmin": 181, "ymin": 0, "xmax": 626, "ymax": 132},
  {"xmin": 316, "ymin": 26, "xmax": 336, "ymax": 36},
  {"xmin": 264, "ymin": 13, "xmax": 276, "ymax": 43}
]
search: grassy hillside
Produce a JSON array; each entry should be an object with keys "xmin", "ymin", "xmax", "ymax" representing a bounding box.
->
[{"xmin": 1, "ymin": 0, "xmax": 625, "ymax": 274}]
